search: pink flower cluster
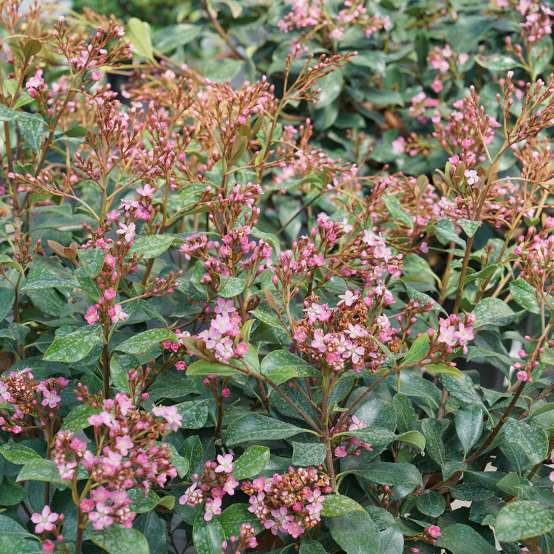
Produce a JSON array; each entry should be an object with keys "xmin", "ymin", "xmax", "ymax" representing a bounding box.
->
[
  {"xmin": 53, "ymin": 390, "xmax": 178, "ymax": 530},
  {"xmin": 222, "ymin": 523, "xmax": 258, "ymax": 553},
  {"xmin": 25, "ymin": 69, "xmax": 47, "ymax": 98},
  {"xmin": 0, "ymin": 370, "xmax": 68, "ymax": 434},
  {"xmin": 409, "ymin": 92, "xmax": 439, "ymax": 124},
  {"xmin": 195, "ymin": 299, "xmax": 247, "ymax": 363},
  {"xmin": 332, "ymin": 415, "xmax": 373, "ymax": 458},
  {"xmin": 242, "ymin": 466, "xmax": 332, "ymax": 539},
  {"xmin": 434, "ymin": 88, "xmax": 500, "ymax": 168},
  {"xmin": 277, "ymin": 0, "xmax": 390, "ymax": 39},
  {"xmin": 518, "ymin": 0, "xmax": 553, "ymax": 42},
  {"xmin": 179, "ymin": 453, "xmax": 239, "ymax": 521},
  {"xmin": 293, "ymin": 291, "xmax": 398, "ymax": 373},
  {"xmin": 435, "ymin": 313, "xmax": 475, "ymax": 354}
]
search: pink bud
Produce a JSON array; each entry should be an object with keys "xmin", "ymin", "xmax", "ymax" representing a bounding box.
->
[{"xmin": 426, "ymin": 525, "xmax": 441, "ymax": 539}]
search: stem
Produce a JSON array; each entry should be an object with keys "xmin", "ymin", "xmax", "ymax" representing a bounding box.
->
[
  {"xmin": 452, "ymin": 236, "xmax": 474, "ymax": 314},
  {"xmin": 202, "ymin": 0, "xmax": 243, "ymax": 60},
  {"xmin": 75, "ymin": 509, "xmax": 84, "ymax": 554},
  {"xmin": 465, "ymin": 381, "xmax": 524, "ymax": 464},
  {"xmin": 101, "ymin": 324, "xmax": 111, "ymax": 399},
  {"xmin": 321, "ymin": 371, "xmax": 336, "ymax": 489}
]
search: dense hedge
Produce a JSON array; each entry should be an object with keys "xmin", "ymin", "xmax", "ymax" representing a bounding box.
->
[{"xmin": 0, "ymin": 1, "xmax": 553, "ymax": 553}]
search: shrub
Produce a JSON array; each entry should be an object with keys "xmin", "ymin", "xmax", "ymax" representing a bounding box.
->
[{"xmin": 0, "ymin": 1, "xmax": 552, "ymax": 553}]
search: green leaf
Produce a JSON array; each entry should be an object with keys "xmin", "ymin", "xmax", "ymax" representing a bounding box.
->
[
  {"xmin": 154, "ymin": 24, "xmax": 202, "ymax": 53},
  {"xmin": 434, "ymin": 219, "xmax": 465, "ymax": 248},
  {"xmin": 16, "ymin": 459, "xmax": 67, "ymax": 485},
  {"xmin": 299, "ymin": 540, "xmax": 328, "ymax": 554},
  {"xmin": 219, "ymin": 504, "xmax": 262, "ymax": 539},
  {"xmin": 17, "ymin": 113, "xmax": 48, "ymax": 152},
  {"xmin": 455, "ymin": 406, "xmax": 484, "ymax": 456},
  {"xmin": 116, "ymin": 328, "xmax": 177, "ymax": 354},
  {"xmin": 128, "ymin": 488, "xmax": 160, "ymax": 513},
  {"xmin": 339, "ymin": 427, "xmax": 395, "ymax": 451},
  {"xmin": 21, "ymin": 259, "xmax": 78, "ymax": 291},
  {"xmin": 168, "ymin": 444, "xmax": 189, "ymax": 478},
  {"xmin": 44, "ymin": 326, "xmax": 101, "ymax": 363},
  {"xmin": 473, "ymin": 298, "xmax": 516, "ymax": 327},
  {"xmin": 175, "ymin": 399, "xmax": 210, "ymax": 429},
  {"xmin": 402, "ymin": 334, "xmax": 430, "ymax": 367},
  {"xmin": 0, "ymin": 287, "xmax": 15, "ymax": 322},
  {"xmin": 395, "ymin": 430, "xmax": 426, "ymax": 453},
  {"xmin": 458, "ymin": 219, "xmax": 482, "ymax": 238},
  {"xmin": 79, "ymin": 248, "xmax": 105, "ymax": 277},
  {"xmin": 349, "ymin": 462, "xmax": 422, "ymax": 489},
  {"xmin": 0, "ymin": 480, "xmax": 26, "ymax": 505},
  {"xmin": 495, "ymin": 501, "xmax": 554, "ymax": 542},
  {"xmin": 233, "ymin": 445, "xmax": 270, "ymax": 480},
  {"xmin": 250, "ymin": 308, "xmax": 287, "ymax": 331},
  {"xmin": 0, "ymin": 535, "xmax": 41, "ymax": 553},
  {"xmin": 321, "ymin": 495, "xmax": 365, "ymax": 517},
  {"xmin": 437, "ymin": 523, "xmax": 496, "ymax": 554},
  {"xmin": 475, "ymin": 54, "xmax": 521, "ymax": 71},
  {"xmin": 382, "ymin": 195, "xmax": 413, "ymax": 229},
  {"xmin": 424, "ymin": 363, "xmax": 463, "ymax": 378},
  {"xmin": 261, "ymin": 349, "xmax": 317, "ymax": 385},
  {"xmin": 315, "ymin": 69, "xmax": 343, "ymax": 108},
  {"xmin": 0, "ymin": 105, "xmax": 47, "ymax": 152},
  {"xmin": 0, "ymin": 443, "xmax": 40, "ymax": 465},
  {"xmin": 441, "ymin": 374, "xmax": 483, "ymax": 406},
  {"xmin": 421, "ymin": 419, "xmax": 447, "ymax": 466},
  {"xmin": 225, "ymin": 414, "xmax": 304, "ymax": 445},
  {"xmin": 499, "ymin": 418, "xmax": 549, "ymax": 466},
  {"xmin": 327, "ymin": 510, "xmax": 380, "ymax": 554},
  {"xmin": 92, "ymin": 526, "xmax": 150, "ymax": 554},
  {"xmin": 509, "ymin": 279, "xmax": 540, "ymax": 314},
  {"xmin": 127, "ymin": 18, "xmax": 154, "ymax": 60},
  {"xmin": 292, "ymin": 441, "xmax": 326, "ymax": 466},
  {"xmin": 379, "ymin": 527, "xmax": 404, "ymax": 554},
  {"xmin": 130, "ymin": 235, "xmax": 175, "ymax": 260},
  {"xmin": 417, "ymin": 491, "xmax": 446, "ymax": 517},
  {"xmin": 193, "ymin": 514, "xmax": 225, "ymax": 554},
  {"xmin": 218, "ymin": 276, "xmax": 246, "ymax": 298},
  {"xmin": 186, "ymin": 359, "xmax": 237, "ymax": 377},
  {"xmin": 62, "ymin": 405, "xmax": 101, "ymax": 432}
]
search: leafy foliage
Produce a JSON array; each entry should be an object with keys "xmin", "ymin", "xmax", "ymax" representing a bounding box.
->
[{"xmin": 0, "ymin": 1, "xmax": 552, "ymax": 553}]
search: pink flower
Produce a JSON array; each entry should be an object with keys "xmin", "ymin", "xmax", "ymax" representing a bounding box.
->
[
  {"xmin": 392, "ymin": 136, "xmax": 406, "ymax": 155},
  {"xmin": 338, "ymin": 290, "xmax": 359, "ymax": 307},
  {"xmin": 80, "ymin": 498, "xmax": 95, "ymax": 513},
  {"xmin": 104, "ymin": 288, "xmax": 116, "ymax": 300},
  {"xmin": 152, "ymin": 405, "xmax": 182, "ymax": 431},
  {"xmin": 42, "ymin": 540, "xmax": 56, "ymax": 554},
  {"xmin": 84, "ymin": 304, "xmax": 99, "ymax": 325},
  {"xmin": 215, "ymin": 453, "xmax": 233, "ymax": 473},
  {"xmin": 115, "ymin": 435, "xmax": 133, "ymax": 455},
  {"xmin": 426, "ymin": 525, "xmax": 441, "ymax": 539},
  {"xmin": 235, "ymin": 342, "xmax": 249, "ymax": 357},
  {"xmin": 517, "ymin": 370, "xmax": 530, "ymax": 382},
  {"xmin": 464, "ymin": 169, "xmax": 479, "ymax": 185},
  {"xmin": 116, "ymin": 222, "xmax": 135, "ymax": 243},
  {"xmin": 334, "ymin": 446, "xmax": 348, "ymax": 458},
  {"xmin": 204, "ymin": 496, "xmax": 222, "ymax": 521},
  {"xmin": 108, "ymin": 304, "xmax": 128, "ymax": 323},
  {"xmin": 175, "ymin": 360, "xmax": 186, "ymax": 371},
  {"xmin": 26, "ymin": 69, "xmax": 46, "ymax": 97},
  {"xmin": 39, "ymin": 387, "xmax": 61, "ymax": 408},
  {"xmin": 137, "ymin": 184, "xmax": 155, "ymax": 198},
  {"xmin": 31, "ymin": 506, "xmax": 59, "ymax": 534}
]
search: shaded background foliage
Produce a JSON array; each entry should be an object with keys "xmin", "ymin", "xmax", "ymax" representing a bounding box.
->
[{"xmin": 0, "ymin": 1, "xmax": 553, "ymax": 554}]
